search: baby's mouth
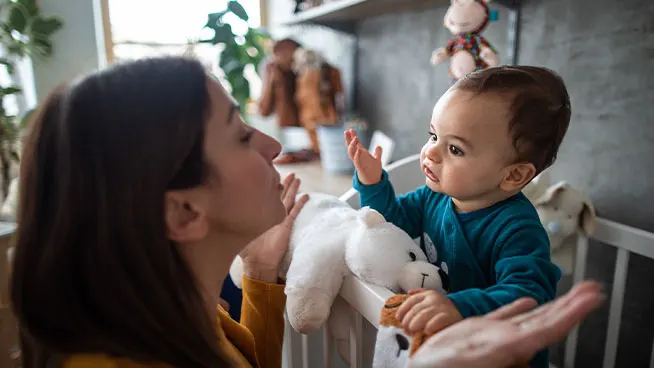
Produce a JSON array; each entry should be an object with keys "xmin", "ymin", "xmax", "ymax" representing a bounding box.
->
[{"xmin": 423, "ymin": 166, "xmax": 439, "ymax": 183}]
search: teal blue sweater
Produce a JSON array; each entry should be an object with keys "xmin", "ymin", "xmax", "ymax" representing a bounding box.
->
[{"xmin": 354, "ymin": 170, "xmax": 561, "ymax": 368}]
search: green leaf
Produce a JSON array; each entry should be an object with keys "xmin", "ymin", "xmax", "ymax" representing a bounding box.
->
[
  {"xmin": 32, "ymin": 37, "xmax": 53, "ymax": 57},
  {"xmin": 7, "ymin": 42, "xmax": 26, "ymax": 57},
  {"xmin": 1, "ymin": 87, "xmax": 22, "ymax": 96},
  {"xmin": 8, "ymin": 4, "xmax": 28, "ymax": 33},
  {"xmin": 227, "ymin": 1, "xmax": 249, "ymax": 21},
  {"xmin": 0, "ymin": 58, "xmax": 14, "ymax": 74},
  {"xmin": 210, "ymin": 23, "xmax": 234, "ymax": 45},
  {"xmin": 31, "ymin": 16, "xmax": 63, "ymax": 36},
  {"xmin": 205, "ymin": 11, "xmax": 227, "ymax": 29},
  {"xmin": 17, "ymin": 0, "xmax": 38, "ymax": 16}
]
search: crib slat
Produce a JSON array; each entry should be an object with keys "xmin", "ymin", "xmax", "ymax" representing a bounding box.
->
[
  {"xmin": 284, "ymin": 313, "xmax": 295, "ymax": 368},
  {"xmin": 301, "ymin": 334, "xmax": 310, "ymax": 368},
  {"xmin": 349, "ymin": 307, "xmax": 363, "ymax": 368},
  {"xmin": 650, "ymin": 337, "xmax": 654, "ymax": 368},
  {"xmin": 323, "ymin": 324, "xmax": 333, "ymax": 368},
  {"xmin": 603, "ymin": 248, "xmax": 630, "ymax": 368},
  {"xmin": 564, "ymin": 235, "xmax": 590, "ymax": 368}
]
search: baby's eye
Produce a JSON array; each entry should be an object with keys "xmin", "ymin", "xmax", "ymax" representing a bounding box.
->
[
  {"xmin": 449, "ymin": 145, "xmax": 464, "ymax": 156},
  {"xmin": 428, "ymin": 132, "xmax": 437, "ymax": 142}
]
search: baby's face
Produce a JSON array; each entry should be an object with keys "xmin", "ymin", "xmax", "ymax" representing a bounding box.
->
[{"xmin": 420, "ymin": 89, "xmax": 516, "ymax": 208}]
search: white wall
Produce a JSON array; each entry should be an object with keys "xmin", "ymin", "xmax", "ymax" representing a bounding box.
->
[{"xmin": 32, "ymin": 0, "xmax": 107, "ymax": 102}]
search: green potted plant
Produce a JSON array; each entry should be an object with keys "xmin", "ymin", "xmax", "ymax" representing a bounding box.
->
[
  {"xmin": 0, "ymin": 0, "xmax": 63, "ymax": 198},
  {"xmin": 202, "ymin": 0, "xmax": 270, "ymax": 118}
]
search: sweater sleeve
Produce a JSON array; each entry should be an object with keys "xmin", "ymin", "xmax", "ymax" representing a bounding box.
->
[
  {"xmin": 240, "ymin": 275, "xmax": 286, "ymax": 368},
  {"xmin": 447, "ymin": 221, "xmax": 561, "ymax": 318},
  {"xmin": 353, "ymin": 170, "xmax": 427, "ymax": 239}
]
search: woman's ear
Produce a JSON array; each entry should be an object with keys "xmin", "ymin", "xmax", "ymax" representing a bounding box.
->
[{"xmin": 164, "ymin": 192, "xmax": 208, "ymax": 243}]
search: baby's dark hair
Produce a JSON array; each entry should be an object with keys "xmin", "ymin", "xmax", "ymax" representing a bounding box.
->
[{"xmin": 454, "ymin": 65, "xmax": 571, "ymax": 174}]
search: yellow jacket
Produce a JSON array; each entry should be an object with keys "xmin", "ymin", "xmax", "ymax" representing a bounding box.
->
[{"xmin": 64, "ymin": 276, "xmax": 286, "ymax": 368}]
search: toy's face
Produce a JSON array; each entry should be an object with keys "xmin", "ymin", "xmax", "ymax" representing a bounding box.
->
[
  {"xmin": 345, "ymin": 209, "xmax": 447, "ymax": 293},
  {"xmin": 536, "ymin": 190, "xmax": 586, "ymax": 249},
  {"xmin": 292, "ymin": 48, "xmax": 323, "ymax": 74},
  {"xmin": 373, "ymin": 295, "xmax": 417, "ymax": 367},
  {"xmin": 444, "ymin": 0, "xmax": 488, "ymax": 34}
]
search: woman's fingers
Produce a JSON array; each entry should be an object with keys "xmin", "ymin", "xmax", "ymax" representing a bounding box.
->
[
  {"xmin": 280, "ymin": 173, "xmax": 294, "ymax": 200},
  {"xmin": 516, "ymin": 288, "xmax": 604, "ymax": 345},
  {"xmin": 282, "ymin": 177, "xmax": 302, "ymax": 213},
  {"xmin": 484, "ymin": 298, "xmax": 538, "ymax": 321},
  {"xmin": 284, "ymin": 193, "xmax": 309, "ymax": 225},
  {"xmin": 510, "ymin": 281, "xmax": 602, "ymax": 325}
]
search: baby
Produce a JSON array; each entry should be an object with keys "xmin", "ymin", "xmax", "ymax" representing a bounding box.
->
[{"xmin": 345, "ymin": 65, "xmax": 570, "ymax": 368}]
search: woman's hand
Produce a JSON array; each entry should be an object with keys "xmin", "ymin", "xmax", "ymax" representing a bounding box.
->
[
  {"xmin": 408, "ymin": 281, "xmax": 604, "ymax": 368},
  {"xmin": 240, "ymin": 173, "xmax": 309, "ymax": 283}
]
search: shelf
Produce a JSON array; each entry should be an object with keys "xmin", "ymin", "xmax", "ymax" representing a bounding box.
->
[{"xmin": 278, "ymin": 0, "xmax": 520, "ymax": 33}]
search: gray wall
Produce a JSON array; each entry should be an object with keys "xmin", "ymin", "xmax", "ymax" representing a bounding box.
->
[{"xmin": 269, "ymin": 0, "xmax": 654, "ymax": 366}]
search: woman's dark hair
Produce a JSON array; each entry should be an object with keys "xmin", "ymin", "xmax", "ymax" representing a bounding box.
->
[{"xmin": 11, "ymin": 57, "xmax": 234, "ymax": 367}]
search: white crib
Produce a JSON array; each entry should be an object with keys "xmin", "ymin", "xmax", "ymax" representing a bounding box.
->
[{"xmin": 281, "ymin": 154, "xmax": 654, "ymax": 368}]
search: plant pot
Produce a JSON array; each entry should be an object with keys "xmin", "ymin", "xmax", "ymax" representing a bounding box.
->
[{"xmin": 317, "ymin": 119, "xmax": 368, "ymax": 174}]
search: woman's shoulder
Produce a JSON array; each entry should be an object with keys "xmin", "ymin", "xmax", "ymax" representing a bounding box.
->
[{"xmin": 64, "ymin": 354, "xmax": 170, "ymax": 368}]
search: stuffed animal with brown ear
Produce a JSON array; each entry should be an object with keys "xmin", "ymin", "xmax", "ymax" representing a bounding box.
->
[
  {"xmin": 431, "ymin": 0, "xmax": 500, "ymax": 82},
  {"xmin": 373, "ymin": 294, "xmax": 431, "ymax": 367}
]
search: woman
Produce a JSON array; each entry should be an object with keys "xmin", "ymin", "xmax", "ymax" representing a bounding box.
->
[
  {"xmin": 12, "ymin": 56, "xmax": 307, "ymax": 367},
  {"xmin": 10, "ymin": 56, "xmax": 601, "ymax": 368}
]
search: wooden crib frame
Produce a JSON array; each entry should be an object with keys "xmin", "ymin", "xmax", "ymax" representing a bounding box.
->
[{"xmin": 282, "ymin": 154, "xmax": 654, "ymax": 368}]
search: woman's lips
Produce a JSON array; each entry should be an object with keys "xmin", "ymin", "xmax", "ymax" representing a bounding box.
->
[{"xmin": 424, "ymin": 166, "xmax": 439, "ymax": 183}]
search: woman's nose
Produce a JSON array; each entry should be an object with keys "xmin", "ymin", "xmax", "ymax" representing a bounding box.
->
[{"xmin": 258, "ymin": 130, "xmax": 282, "ymax": 162}]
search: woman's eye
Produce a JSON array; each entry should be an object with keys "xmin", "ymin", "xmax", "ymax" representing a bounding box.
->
[
  {"xmin": 241, "ymin": 129, "xmax": 253, "ymax": 143},
  {"xmin": 449, "ymin": 145, "xmax": 464, "ymax": 156},
  {"xmin": 428, "ymin": 132, "xmax": 437, "ymax": 142}
]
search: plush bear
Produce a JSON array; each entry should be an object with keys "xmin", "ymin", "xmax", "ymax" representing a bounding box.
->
[
  {"xmin": 291, "ymin": 47, "xmax": 344, "ymax": 154},
  {"xmin": 430, "ymin": 0, "xmax": 500, "ymax": 82},
  {"xmin": 523, "ymin": 179, "xmax": 597, "ymax": 274},
  {"xmin": 229, "ymin": 192, "xmax": 445, "ymax": 334}
]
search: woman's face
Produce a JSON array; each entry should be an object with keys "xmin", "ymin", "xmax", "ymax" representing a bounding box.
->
[{"xmin": 166, "ymin": 78, "xmax": 286, "ymax": 250}]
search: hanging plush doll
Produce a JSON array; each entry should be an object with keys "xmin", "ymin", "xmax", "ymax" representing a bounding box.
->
[
  {"xmin": 292, "ymin": 47, "xmax": 344, "ymax": 155},
  {"xmin": 430, "ymin": 0, "xmax": 500, "ymax": 82}
]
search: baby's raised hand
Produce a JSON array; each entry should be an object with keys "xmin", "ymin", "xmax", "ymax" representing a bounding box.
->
[
  {"xmin": 344, "ymin": 129, "xmax": 383, "ymax": 185},
  {"xmin": 396, "ymin": 289, "xmax": 463, "ymax": 335}
]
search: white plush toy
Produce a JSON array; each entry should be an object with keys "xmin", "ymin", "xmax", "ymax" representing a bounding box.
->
[
  {"xmin": 523, "ymin": 178, "xmax": 597, "ymax": 274},
  {"xmin": 229, "ymin": 192, "xmax": 445, "ymax": 334}
]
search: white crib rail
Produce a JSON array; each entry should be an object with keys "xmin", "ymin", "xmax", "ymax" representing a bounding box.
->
[
  {"xmin": 563, "ymin": 217, "xmax": 654, "ymax": 368},
  {"xmin": 282, "ymin": 154, "xmax": 654, "ymax": 368}
]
